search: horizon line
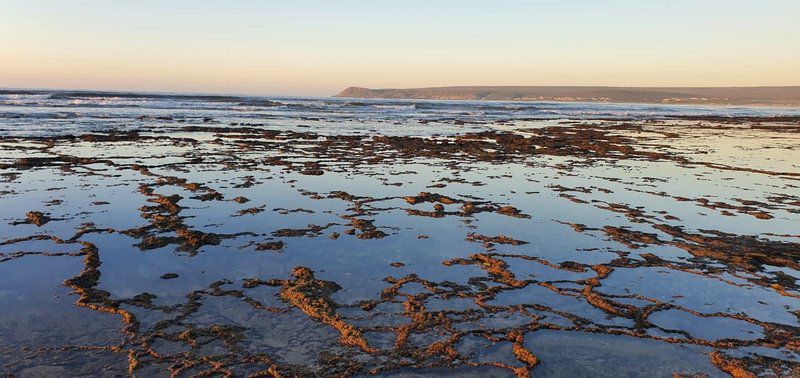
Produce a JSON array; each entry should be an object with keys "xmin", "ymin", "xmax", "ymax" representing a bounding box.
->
[{"xmin": 3, "ymin": 84, "xmax": 800, "ymax": 99}]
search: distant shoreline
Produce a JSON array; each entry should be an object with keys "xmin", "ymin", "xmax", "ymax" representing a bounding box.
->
[
  {"xmin": 3, "ymin": 86, "xmax": 800, "ymax": 108},
  {"xmin": 336, "ymin": 86, "xmax": 800, "ymax": 107}
]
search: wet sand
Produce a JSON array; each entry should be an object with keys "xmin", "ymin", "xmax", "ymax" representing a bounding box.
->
[{"xmin": 1, "ymin": 112, "xmax": 799, "ymax": 377}]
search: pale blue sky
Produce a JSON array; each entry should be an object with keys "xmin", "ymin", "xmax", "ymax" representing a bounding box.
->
[{"xmin": 1, "ymin": 0, "xmax": 798, "ymax": 95}]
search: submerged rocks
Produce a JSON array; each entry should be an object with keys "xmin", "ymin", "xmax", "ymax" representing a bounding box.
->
[
  {"xmin": 272, "ymin": 224, "xmax": 333, "ymax": 238},
  {"xmin": 496, "ymin": 205, "xmax": 529, "ymax": 219},
  {"xmin": 175, "ymin": 229, "xmax": 221, "ymax": 251},
  {"xmin": 232, "ymin": 196, "xmax": 250, "ymax": 204},
  {"xmin": 138, "ymin": 235, "xmax": 171, "ymax": 250},
  {"xmin": 255, "ymin": 241, "xmax": 285, "ymax": 251},
  {"xmin": 404, "ymin": 192, "xmax": 459, "ymax": 205},
  {"xmin": 466, "ymin": 233, "xmax": 528, "ymax": 246},
  {"xmin": 24, "ymin": 211, "xmax": 51, "ymax": 227},
  {"xmin": 235, "ymin": 206, "xmax": 265, "ymax": 216},
  {"xmin": 602, "ymin": 226, "xmax": 661, "ymax": 249},
  {"xmin": 357, "ymin": 229, "xmax": 388, "ymax": 240},
  {"xmin": 347, "ymin": 217, "xmax": 387, "ymax": 240},
  {"xmin": 264, "ymin": 266, "xmax": 376, "ymax": 353}
]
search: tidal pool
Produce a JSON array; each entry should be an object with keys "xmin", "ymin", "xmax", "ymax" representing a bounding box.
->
[{"xmin": 1, "ymin": 92, "xmax": 799, "ymax": 377}]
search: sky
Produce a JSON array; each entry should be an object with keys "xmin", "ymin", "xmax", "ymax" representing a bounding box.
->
[{"xmin": 1, "ymin": 0, "xmax": 799, "ymax": 96}]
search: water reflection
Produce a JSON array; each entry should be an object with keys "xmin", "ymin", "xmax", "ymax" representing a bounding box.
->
[{"xmin": 0, "ymin": 92, "xmax": 799, "ymax": 376}]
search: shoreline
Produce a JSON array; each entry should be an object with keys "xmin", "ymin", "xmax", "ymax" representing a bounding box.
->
[
  {"xmin": 335, "ymin": 95, "xmax": 800, "ymax": 110},
  {"xmin": 4, "ymin": 87, "xmax": 800, "ymax": 109}
]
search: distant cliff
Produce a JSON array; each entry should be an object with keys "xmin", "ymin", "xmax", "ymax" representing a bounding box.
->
[{"xmin": 336, "ymin": 86, "xmax": 800, "ymax": 106}]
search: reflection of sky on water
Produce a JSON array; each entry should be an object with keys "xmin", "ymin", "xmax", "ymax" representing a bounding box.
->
[{"xmin": 1, "ymin": 92, "xmax": 799, "ymax": 375}]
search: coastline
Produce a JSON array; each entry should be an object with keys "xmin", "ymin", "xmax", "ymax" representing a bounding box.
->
[{"xmin": 335, "ymin": 85, "xmax": 800, "ymax": 107}]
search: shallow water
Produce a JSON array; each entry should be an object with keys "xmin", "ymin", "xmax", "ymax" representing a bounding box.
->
[{"xmin": 1, "ymin": 90, "xmax": 799, "ymax": 377}]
